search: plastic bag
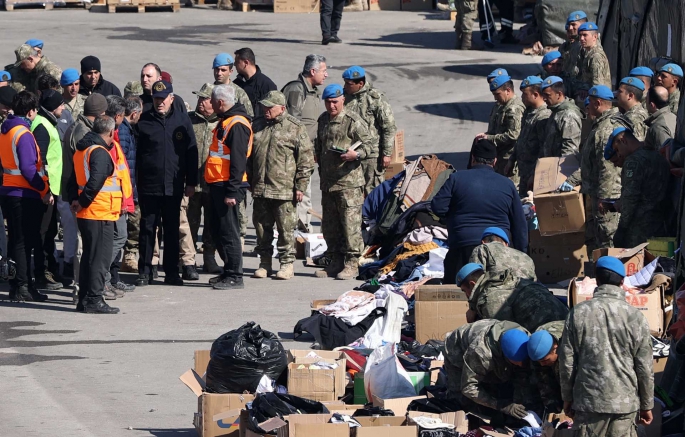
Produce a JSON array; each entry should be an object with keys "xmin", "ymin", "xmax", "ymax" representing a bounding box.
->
[
  {"xmin": 205, "ymin": 322, "xmax": 287, "ymax": 394},
  {"xmin": 247, "ymin": 393, "xmax": 330, "ymax": 433},
  {"xmin": 364, "ymin": 343, "xmax": 417, "ymax": 403}
]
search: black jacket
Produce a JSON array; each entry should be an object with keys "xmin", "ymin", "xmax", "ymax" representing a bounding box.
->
[
  {"xmin": 136, "ymin": 102, "xmax": 198, "ymax": 197},
  {"xmin": 233, "ymin": 66, "xmax": 277, "ymax": 120},
  {"xmin": 32, "ymin": 107, "xmax": 58, "ymax": 164},
  {"xmin": 210, "ymin": 104, "xmax": 252, "ymax": 201},
  {"xmin": 70, "ymin": 131, "xmax": 115, "ymax": 209},
  {"xmin": 78, "ymin": 75, "xmax": 122, "ymax": 98}
]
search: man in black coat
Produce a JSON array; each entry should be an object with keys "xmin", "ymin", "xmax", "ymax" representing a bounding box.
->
[
  {"xmin": 78, "ymin": 56, "xmax": 122, "ymax": 98},
  {"xmin": 233, "ymin": 48, "xmax": 277, "ymax": 121},
  {"xmin": 135, "ymin": 80, "xmax": 198, "ymax": 286}
]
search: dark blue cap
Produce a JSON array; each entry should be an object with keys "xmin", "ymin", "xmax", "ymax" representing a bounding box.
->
[
  {"xmin": 604, "ymin": 127, "xmax": 629, "ymax": 160},
  {"xmin": 151, "ymin": 80, "xmax": 173, "ymax": 98},
  {"xmin": 620, "ymin": 76, "xmax": 645, "ymax": 91},
  {"xmin": 501, "ymin": 329, "xmax": 530, "ymax": 362},
  {"xmin": 541, "ymin": 76, "xmax": 563, "ymax": 89},
  {"xmin": 0, "ymin": 70, "xmax": 11, "ymax": 82},
  {"xmin": 25, "ymin": 39, "xmax": 44, "ymax": 49},
  {"xmin": 213, "ymin": 53, "xmax": 234, "ymax": 69},
  {"xmin": 322, "ymin": 84, "xmax": 344, "ymax": 100},
  {"xmin": 60, "ymin": 68, "xmax": 79, "ymax": 86},
  {"xmin": 528, "ymin": 331, "xmax": 554, "ymax": 361},
  {"xmin": 578, "ymin": 22, "xmax": 599, "ymax": 32},
  {"xmin": 456, "ymin": 263, "xmax": 483, "ymax": 286},
  {"xmin": 660, "ymin": 63, "xmax": 684, "ymax": 78},
  {"xmin": 596, "ymin": 256, "xmax": 626, "ymax": 277},
  {"xmin": 629, "ymin": 66, "xmax": 654, "ymax": 78},
  {"xmin": 342, "ymin": 66, "xmax": 365, "ymax": 80},
  {"xmin": 487, "ymin": 68, "xmax": 508, "ymax": 80},
  {"xmin": 566, "ymin": 10, "xmax": 587, "ymax": 25},
  {"xmin": 589, "ymin": 85, "xmax": 614, "ymax": 100},
  {"xmin": 482, "ymin": 227, "xmax": 509, "ymax": 244},
  {"xmin": 490, "ymin": 75, "xmax": 511, "ymax": 91},
  {"xmin": 520, "ymin": 76, "xmax": 543, "ymax": 89},
  {"xmin": 541, "ymin": 51, "xmax": 562, "ymax": 66}
]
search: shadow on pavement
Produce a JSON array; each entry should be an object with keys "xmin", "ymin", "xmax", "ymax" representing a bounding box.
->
[
  {"xmin": 134, "ymin": 428, "xmax": 196, "ymax": 436},
  {"xmin": 414, "ymin": 101, "xmax": 493, "ymax": 123},
  {"xmin": 443, "ymin": 63, "xmax": 540, "ymax": 80}
]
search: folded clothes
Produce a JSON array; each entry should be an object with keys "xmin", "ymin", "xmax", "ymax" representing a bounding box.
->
[
  {"xmin": 320, "ymin": 290, "xmax": 377, "ymax": 326},
  {"xmin": 379, "ymin": 241, "xmax": 439, "ymax": 275}
]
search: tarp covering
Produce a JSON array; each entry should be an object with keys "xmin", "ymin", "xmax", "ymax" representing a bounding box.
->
[{"xmin": 535, "ymin": 0, "xmax": 600, "ymax": 46}]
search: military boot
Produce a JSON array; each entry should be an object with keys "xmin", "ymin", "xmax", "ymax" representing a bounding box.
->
[
  {"xmin": 336, "ymin": 258, "xmax": 359, "ymax": 280},
  {"xmin": 121, "ymin": 252, "xmax": 139, "ymax": 273},
  {"xmin": 460, "ymin": 31, "xmax": 472, "ymax": 50},
  {"xmin": 315, "ymin": 256, "xmax": 343, "ymax": 278},
  {"xmin": 203, "ymin": 251, "xmax": 223, "ymax": 274},
  {"xmin": 252, "ymin": 258, "xmax": 273, "ymax": 279},
  {"xmin": 275, "ymin": 263, "xmax": 294, "ymax": 280}
]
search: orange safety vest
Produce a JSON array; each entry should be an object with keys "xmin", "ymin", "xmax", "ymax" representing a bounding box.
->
[
  {"xmin": 73, "ymin": 145, "xmax": 122, "ymax": 221},
  {"xmin": 0, "ymin": 125, "xmax": 49, "ymax": 196},
  {"xmin": 205, "ymin": 115, "xmax": 253, "ymax": 184},
  {"xmin": 112, "ymin": 140, "xmax": 133, "ymax": 199}
]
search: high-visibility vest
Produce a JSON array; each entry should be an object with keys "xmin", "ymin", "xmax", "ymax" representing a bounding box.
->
[
  {"xmin": 74, "ymin": 145, "xmax": 122, "ymax": 221},
  {"xmin": 30, "ymin": 114, "xmax": 62, "ymax": 196},
  {"xmin": 0, "ymin": 125, "xmax": 49, "ymax": 196},
  {"xmin": 112, "ymin": 140, "xmax": 133, "ymax": 200},
  {"xmin": 205, "ymin": 115, "xmax": 253, "ymax": 184}
]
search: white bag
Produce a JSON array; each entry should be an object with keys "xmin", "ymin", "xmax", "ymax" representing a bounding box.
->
[{"xmin": 364, "ymin": 343, "xmax": 416, "ymax": 402}]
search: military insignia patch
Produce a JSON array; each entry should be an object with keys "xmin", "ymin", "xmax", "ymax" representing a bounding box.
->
[
  {"xmin": 668, "ymin": 67, "xmax": 673, "ymax": 73},
  {"xmin": 352, "ymin": 72, "xmax": 360, "ymax": 78},
  {"xmin": 154, "ymin": 82, "xmax": 166, "ymax": 92},
  {"xmin": 175, "ymin": 132, "xmax": 183, "ymax": 140},
  {"xmin": 575, "ymin": 14, "xmax": 580, "ymax": 19}
]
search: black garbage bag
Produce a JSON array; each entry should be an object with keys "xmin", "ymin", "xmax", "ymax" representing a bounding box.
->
[
  {"xmin": 248, "ymin": 393, "xmax": 330, "ymax": 433},
  {"xmin": 205, "ymin": 322, "xmax": 287, "ymax": 394}
]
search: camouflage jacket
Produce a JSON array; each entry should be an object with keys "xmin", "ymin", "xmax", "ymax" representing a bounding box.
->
[
  {"xmin": 486, "ymin": 96, "xmax": 525, "ymax": 159},
  {"xmin": 623, "ymin": 104, "xmax": 648, "ymax": 141},
  {"xmin": 314, "ymin": 108, "xmax": 373, "ymax": 192},
  {"xmin": 344, "ymin": 82, "xmax": 397, "ymax": 158},
  {"xmin": 189, "ymin": 110, "xmax": 219, "ymax": 192},
  {"xmin": 569, "ymin": 107, "xmax": 627, "ymax": 199},
  {"xmin": 531, "ymin": 320, "xmax": 565, "ymax": 413},
  {"xmin": 669, "ymin": 89, "xmax": 681, "ymax": 115},
  {"xmin": 215, "ymin": 81, "xmax": 254, "ymax": 117},
  {"xmin": 7, "ymin": 56, "xmax": 61, "ymax": 94},
  {"xmin": 559, "ymin": 284, "xmax": 654, "ymax": 414},
  {"xmin": 541, "ymin": 98, "xmax": 582, "ymax": 158},
  {"xmin": 64, "ymin": 94, "xmax": 87, "ymax": 120},
  {"xmin": 444, "ymin": 319, "xmax": 495, "ymax": 399},
  {"xmin": 614, "ymin": 148, "xmax": 670, "ymax": 247},
  {"xmin": 574, "ymin": 44, "xmax": 611, "ymax": 92},
  {"xmin": 511, "ymin": 105, "xmax": 550, "ymax": 180},
  {"xmin": 644, "ymin": 106, "xmax": 676, "ymax": 151},
  {"xmin": 560, "ymin": 39, "xmax": 581, "ymax": 82},
  {"xmin": 469, "ymin": 242, "xmax": 537, "ymax": 281},
  {"xmin": 282, "ymin": 74, "xmax": 321, "ymax": 141},
  {"xmin": 249, "ymin": 112, "xmax": 314, "ymax": 200}
]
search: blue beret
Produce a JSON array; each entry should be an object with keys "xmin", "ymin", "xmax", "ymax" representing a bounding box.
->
[
  {"xmin": 584, "ymin": 97, "xmax": 591, "ymax": 107},
  {"xmin": 596, "ymin": 256, "xmax": 626, "ymax": 277},
  {"xmin": 629, "ymin": 66, "xmax": 654, "ymax": 78},
  {"xmin": 0, "ymin": 70, "xmax": 11, "ymax": 82},
  {"xmin": 482, "ymin": 227, "xmax": 510, "ymax": 244},
  {"xmin": 620, "ymin": 76, "xmax": 645, "ymax": 91},
  {"xmin": 25, "ymin": 39, "xmax": 44, "ymax": 49},
  {"xmin": 566, "ymin": 10, "xmax": 587, "ymax": 25},
  {"xmin": 490, "ymin": 75, "xmax": 511, "ymax": 91},
  {"xmin": 212, "ymin": 53, "xmax": 234, "ymax": 69},
  {"xmin": 456, "ymin": 263, "xmax": 483, "ymax": 286},
  {"xmin": 604, "ymin": 127, "xmax": 629, "ymax": 160},
  {"xmin": 60, "ymin": 68, "xmax": 79, "ymax": 86},
  {"xmin": 487, "ymin": 68, "xmax": 508, "ymax": 80},
  {"xmin": 342, "ymin": 66, "xmax": 365, "ymax": 80},
  {"xmin": 520, "ymin": 76, "xmax": 543, "ymax": 90},
  {"xmin": 588, "ymin": 85, "xmax": 613, "ymax": 100},
  {"xmin": 578, "ymin": 22, "xmax": 599, "ymax": 32},
  {"xmin": 528, "ymin": 331, "xmax": 554, "ymax": 361},
  {"xmin": 322, "ymin": 84, "xmax": 344, "ymax": 100},
  {"xmin": 541, "ymin": 51, "xmax": 562, "ymax": 67},
  {"xmin": 659, "ymin": 63, "xmax": 684, "ymax": 78},
  {"xmin": 500, "ymin": 329, "xmax": 530, "ymax": 362},
  {"xmin": 540, "ymin": 76, "xmax": 563, "ymax": 90}
]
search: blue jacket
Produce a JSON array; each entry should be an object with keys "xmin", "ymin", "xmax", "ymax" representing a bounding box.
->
[
  {"xmin": 118, "ymin": 118, "xmax": 137, "ymax": 200},
  {"xmin": 430, "ymin": 165, "xmax": 528, "ymax": 252}
]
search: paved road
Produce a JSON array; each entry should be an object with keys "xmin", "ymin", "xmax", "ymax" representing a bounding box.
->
[{"xmin": 0, "ymin": 7, "xmax": 541, "ymax": 436}]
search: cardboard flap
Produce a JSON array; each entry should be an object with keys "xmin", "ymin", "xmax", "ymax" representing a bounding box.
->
[
  {"xmin": 415, "ymin": 285, "xmax": 467, "ymax": 301},
  {"xmin": 179, "ymin": 369, "xmax": 206, "ymax": 397},
  {"xmin": 213, "ymin": 408, "xmax": 243, "ymax": 422},
  {"xmin": 194, "ymin": 350, "xmax": 211, "ymax": 376},
  {"xmin": 355, "ymin": 416, "xmax": 407, "ymax": 427},
  {"xmin": 614, "ymin": 243, "xmax": 649, "ymax": 259},
  {"xmin": 259, "ymin": 417, "xmax": 288, "ymax": 433},
  {"xmin": 534, "ymin": 156, "xmax": 579, "ymax": 195}
]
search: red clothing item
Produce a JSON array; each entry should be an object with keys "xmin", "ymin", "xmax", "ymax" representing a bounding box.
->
[{"xmin": 112, "ymin": 130, "xmax": 135, "ymax": 214}]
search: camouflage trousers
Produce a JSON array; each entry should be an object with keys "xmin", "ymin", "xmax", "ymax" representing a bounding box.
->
[
  {"xmin": 187, "ymin": 191, "xmax": 216, "ymax": 254},
  {"xmin": 253, "ymin": 198, "xmax": 297, "ymax": 265},
  {"xmin": 456, "ymin": 0, "xmax": 477, "ymax": 48},
  {"xmin": 361, "ymin": 157, "xmax": 383, "ymax": 197},
  {"xmin": 587, "ymin": 196, "xmax": 620, "ymax": 254},
  {"xmin": 238, "ymin": 194, "xmax": 248, "ymax": 238},
  {"xmin": 321, "ymin": 188, "xmax": 364, "ymax": 262},
  {"xmin": 124, "ymin": 203, "xmax": 140, "ymax": 255},
  {"xmin": 217, "ymin": 0, "xmax": 233, "ymax": 9},
  {"xmin": 572, "ymin": 411, "xmax": 638, "ymax": 437}
]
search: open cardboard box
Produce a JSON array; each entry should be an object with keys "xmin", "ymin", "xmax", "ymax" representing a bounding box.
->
[
  {"xmin": 533, "ymin": 156, "xmax": 585, "ymax": 236},
  {"xmin": 414, "ymin": 285, "xmax": 469, "ymax": 343},
  {"xmin": 286, "ymin": 350, "xmax": 347, "ymax": 401},
  {"xmin": 354, "ymin": 416, "xmax": 416, "ymax": 437},
  {"xmin": 407, "ymin": 410, "xmax": 469, "ymax": 434},
  {"xmin": 372, "ymin": 395, "xmax": 424, "ymax": 415},
  {"xmin": 528, "ymin": 230, "xmax": 587, "ymax": 283},
  {"xmin": 591, "ymin": 243, "xmax": 654, "ymax": 277}
]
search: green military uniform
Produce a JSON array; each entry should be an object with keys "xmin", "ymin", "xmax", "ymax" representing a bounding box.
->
[
  {"xmin": 486, "ymin": 95, "xmax": 525, "ymax": 183},
  {"xmin": 623, "ymin": 104, "xmax": 648, "ymax": 141},
  {"xmin": 644, "ymin": 106, "xmax": 677, "ymax": 151},
  {"xmin": 455, "ymin": 0, "xmax": 477, "ymax": 50},
  {"xmin": 314, "ymin": 107, "xmax": 373, "ymax": 275},
  {"xmin": 64, "ymin": 94, "xmax": 87, "ymax": 119},
  {"xmin": 344, "ymin": 82, "xmax": 396, "ymax": 196},
  {"xmin": 567, "ymin": 107, "xmax": 627, "ymax": 251},
  {"xmin": 468, "ymin": 241, "xmax": 536, "ymax": 280},
  {"xmin": 6, "ymin": 46, "xmax": 61, "ymax": 94},
  {"xmin": 559, "ymin": 284, "xmax": 654, "ymax": 437},
  {"xmin": 614, "ymin": 148, "xmax": 670, "ymax": 248},
  {"xmin": 469, "ymin": 269, "xmax": 569, "ymax": 332},
  {"xmin": 559, "ymin": 39, "xmax": 581, "ymax": 81},
  {"xmin": 669, "ymin": 89, "xmax": 681, "ymax": 115},
  {"xmin": 574, "ymin": 44, "xmax": 612, "ymax": 94},
  {"xmin": 541, "ymin": 98, "xmax": 582, "ymax": 158},
  {"xmin": 249, "ymin": 102, "xmax": 315, "ymax": 270},
  {"xmin": 530, "ymin": 320, "xmax": 565, "ymax": 413},
  {"xmin": 510, "ymin": 104, "xmax": 550, "ymax": 196}
]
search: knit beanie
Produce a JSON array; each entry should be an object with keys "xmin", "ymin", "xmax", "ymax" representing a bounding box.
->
[
  {"xmin": 81, "ymin": 55, "xmax": 101, "ymax": 73},
  {"xmin": 83, "ymin": 94, "xmax": 108, "ymax": 116},
  {"xmin": 40, "ymin": 89, "xmax": 64, "ymax": 112}
]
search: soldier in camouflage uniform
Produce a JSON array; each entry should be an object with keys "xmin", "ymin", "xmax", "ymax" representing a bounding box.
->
[
  {"xmin": 475, "ymin": 73, "xmax": 524, "ymax": 184},
  {"xmin": 249, "ymin": 91, "xmax": 314, "ymax": 280},
  {"xmin": 444, "ymin": 320, "xmax": 532, "ymax": 420},
  {"xmin": 314, "ymin": 84, "xmax": 373, "ymax": 280},
  {"xmin": 540, "ymin": 77, "xmax": 582, "ymax": 158},
  {"xmin": 559, "ymin": 256, "xmax": 654, "ymax": 436},
  {"xmin": 573, "ymin": 23, "xmax": 611, "ymax": 100},
  {"xmin": 6, "ymin": 44, "xmax": 61, "ymax": 95},
  {"xmin": 528, "ymin": 321, "xmax": 565, "ymax": 414},
  {"xmin": 567, "ymin": 86, "xmax": 628, "ymax": 252},
  {"xmin": 342, "ymin": 66, "xmax": 396, "ymax": 196},
  {"xmin": 616, "ymin": 77, "xmax": 648, "ymax": 141},
  {"xmin": 468, "ymin": 226, "xmax": 536, "ymax": 280},
  {"xmin": 559, "ymin": 11, "xmax": 587, "ymax": 87},
  {"xmin": 454, "ymin": 0, "xmax": 477, "ymax": 50},
  {"xmin": 629, "ymin": 66, "xmax": 654, "ymax": 110},
  {"xmin": 655, "ymin": 63, "xmax": 682, "ymax": 115},
  {"xmin": 506, "ymin": 76, "xmax": 550, "ymax": 196},
  {"xmin": 645, "ymin": 86, "xmax": 677, "ymax": 151},
  {"xmin": 605, "ymin": 128, "xmax": 670, "ymax": 248},
  {"xmin": 60, "ymin": 69, "xmax": 87, "ymax": 119}
]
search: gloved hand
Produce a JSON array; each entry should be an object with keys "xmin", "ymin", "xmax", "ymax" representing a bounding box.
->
[
  {"xmin": 558, "ymin": 181, "xmax": 574, "ymax": 192},
  {"xmin": 500, "ymin": 402, "xmax": 528, "ymax": 419}
]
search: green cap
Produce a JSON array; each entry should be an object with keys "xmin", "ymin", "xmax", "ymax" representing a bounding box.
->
[
  {"xmin": 14, "ymin": 44, "xmax": 33, "ymax": 67},
  {"xmin": 259, "ymin": 90, "xmax": 286, "ymax": 107},
  {"xmin": 124, "ymin": 80, "xmax": 143, "ymax": 96},
  {"xmin": 192, "ymin": 83, "xmax": 215, "ymax": 99}
]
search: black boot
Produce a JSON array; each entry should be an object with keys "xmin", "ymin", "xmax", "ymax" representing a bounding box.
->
[
  {"xmin": 182, "ymin": 265, "xmax": 200, "ymax": 281},
  {"xmin": 163, "ymin": 275, "xmax": 184, "ymax": 286},
  {"xmin": 83, "ymin": 298, "xmax": 120, "ymax": 314},
  {"xmin": 213, "ymin": 276, "xmax": 244, "ymax": 290},
  {"xmin": 11, "ymin": 285, "xmax": 33, "ymax": 302},
  {"xmin": 136, "ymin": 274, "xmax": 151, "ymax": 287},
  {"xmin": 152, "ymin": 265, "xmax": 159, "ymax": 279},
  {"xmin": 28, "ymin": 284, "xmax": 48, "ymax": 302}
]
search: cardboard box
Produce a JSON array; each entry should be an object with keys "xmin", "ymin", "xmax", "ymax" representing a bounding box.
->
[
  {"xmin": 273, "ymin": 0, "xmax": 318, "ymax": 13},
  {"xmin": 528, "ymin": 230, "xmax": 587, "ymax": 283},
  {"xmin": 179, "ymin": 350, "xmax": 255, "ymax": 437},
  {"xmin": 369, "ymin": 0, "xmax": 401, "ymax": 10},
  {"xmin": 275, "ymin": 414, "xmax": 349, "ymax": 437},
  {"xmin": 355, "ymin": 416, "xmax": 416, "ymax": 437},
  {"xmin": 591, "ymin": 243, "xmax": 652, "ymax": 277},
  {"xmin": 400, "ymin": 0, "xmax": 432, "ymax": 10},
  {"xmin": 390, "ymin": 130, "xmax": 405, "ymax": 163},
  {"xmin": 534, "ymin": 156, "xmax": 580, "ymax": 195},
  {"xmin": 533, "ymin": 156, "xmax": 585, "ymax": 236},
  {"xmin": 414, "ymin": 285, "xmax": 469, "ymax": 343},
  {"xmin": 295, "ymin": 233, "xmax": 327, "ymax": 259},
  {"xmin": 372, "ymin": 395, "xmax": 424, "ymax": 415},
  {"xmin": 286, "ymin": 350, "xmax": 347, "ymax": 401},
  {"xmin": 310, "ymin": 299, "xmax": 336, "ymax": 313},
  {"xmin": 385, "ymin": 161, "xmax": 405, "ymax": 180},
  {"xmin": 407, "ymin": 411, "xmax": 469, "ymax": 434},
  {"xmin": 654, "ymin": 356, "xmax": 667, "ymax": 386}
]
